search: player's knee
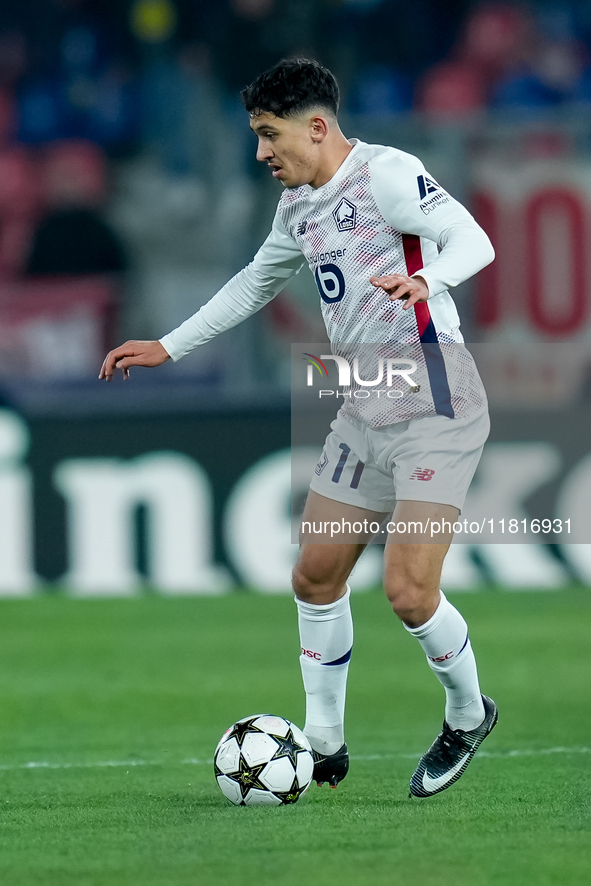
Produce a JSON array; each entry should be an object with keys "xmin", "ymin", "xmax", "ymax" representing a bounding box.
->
[
  {"xmin": 384, "ymin": 575, "xmax": 437, "ymax": 627},
  {"xmin": 292, "ymin": 562, "xmax": 343, "ymax": 604}
]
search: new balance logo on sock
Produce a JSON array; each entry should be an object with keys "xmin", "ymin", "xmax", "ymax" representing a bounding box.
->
[{"xmin": 301, "ymin": 648, "xmax": 321, "ymax": 660}]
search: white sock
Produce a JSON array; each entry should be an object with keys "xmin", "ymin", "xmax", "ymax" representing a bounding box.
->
[
  {"xmin": 404, "ymin": 591, "xmax": 485, "ymax": 732},
  {"xmin": 296, "ymin": 585, "xmax": 353, "ymax": 755}
]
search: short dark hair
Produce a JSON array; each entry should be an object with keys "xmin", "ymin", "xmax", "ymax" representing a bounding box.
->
[{"xmin": 241, "ymin": 58, "xmax": 340, "ymax": 119}]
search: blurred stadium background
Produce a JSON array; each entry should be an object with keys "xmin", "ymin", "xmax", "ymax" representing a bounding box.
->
[{"xmin": 0, "ymin": 0, "xmax": 590, "ymax": 595}]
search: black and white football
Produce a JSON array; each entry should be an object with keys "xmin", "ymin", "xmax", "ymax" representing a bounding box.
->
[{"xmin": 214, "ymin": 714, "xmax": 314, "ymax": 806}]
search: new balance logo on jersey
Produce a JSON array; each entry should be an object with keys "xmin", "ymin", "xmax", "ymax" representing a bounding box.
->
[
  {"xmin": 417, "ymin": 175, "xmax": 440, "ymax": 200},
  {"xmin": 333, "ymin": 198, "xmax": 357, "ymax": 232},
  {"xmin": 410, "ymin": 467, "xmax": 435, "ymax": 481},
  {"xmin": 297, "ymin": 220, "xmax": 308, "ymax": 236}
]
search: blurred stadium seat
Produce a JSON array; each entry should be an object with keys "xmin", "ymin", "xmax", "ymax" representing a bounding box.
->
[
  {"xmin": 417, "ymin": 61, "xmax": 486, "ymax": 117},
  {"xmin": 0, "ymin": 276, "xmax": 116, "ymax": 378},
  {"xmin": 0, "ymin": 147, "xmax": 42, "ymax": 278},
  {"xmin": 43, "ymin": 139, "xmax": 107, "ymax": 205}
]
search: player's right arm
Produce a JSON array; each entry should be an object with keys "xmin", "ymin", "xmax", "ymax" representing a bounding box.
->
[
  {"xmin": 366, "ymin": 148, "xmax": 494, "ymax": 308},
  {"xmin": 99, "ymin": 211, "xmax": 304, "ymax": 380}
]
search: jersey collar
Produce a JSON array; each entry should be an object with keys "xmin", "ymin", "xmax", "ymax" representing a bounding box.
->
[{"xmin": 305, "ymin": 138, "xmax": 364, "ymax": 197}]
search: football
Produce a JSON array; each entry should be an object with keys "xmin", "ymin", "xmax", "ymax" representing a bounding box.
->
[{"xmin": 214, "ymin": 714, "xmax": 314, "ymax": 806}]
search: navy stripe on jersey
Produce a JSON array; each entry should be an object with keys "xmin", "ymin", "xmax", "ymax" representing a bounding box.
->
[
  {"xmin": 421, "ymin": 342, "xmax": 454, "ymax": 418},
  {"xmin": 402, "ymin": 234, "xmax": 455, "ymax": 419}
]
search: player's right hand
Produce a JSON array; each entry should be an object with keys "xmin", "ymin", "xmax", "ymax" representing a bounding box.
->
[{"xmin": 99, "ymin": 340, "xmax": 171, "ymax": 381}]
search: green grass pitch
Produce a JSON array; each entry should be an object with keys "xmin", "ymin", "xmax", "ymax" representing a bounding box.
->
[{"xmin": 0, "ymin": 588, "xmax": 590, "ymax": 886}]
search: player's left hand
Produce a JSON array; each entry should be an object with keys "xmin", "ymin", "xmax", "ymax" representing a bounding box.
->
[{"xmin": 369, "ymin": 273, "xmax": 429, "ymax": 310}]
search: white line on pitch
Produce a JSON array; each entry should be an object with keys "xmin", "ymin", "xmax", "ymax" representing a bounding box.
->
[
  {"xmin": 1, "ymin": 746, "xmax": 590, "ymax": 774},
  {"xmin": 0, "ymin": 759, "xmax": 158, "ymax": 772},
  {"xmin": 351, "ymin": 747, "xmax": 591, "ymax": 762}
]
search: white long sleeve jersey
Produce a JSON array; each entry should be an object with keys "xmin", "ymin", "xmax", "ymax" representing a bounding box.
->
[{"xmin": 160, "ymin": 139, "xmax": 495, "ymax": 425}]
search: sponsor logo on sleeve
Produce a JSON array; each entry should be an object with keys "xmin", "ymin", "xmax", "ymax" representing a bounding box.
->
[
  {"xmin": 417, "ymin": 174, "xmax": 440, "ymax": 200},
  {"xmin": 417, "ymin": 174, "xmax": 450, "ymax": 215}
]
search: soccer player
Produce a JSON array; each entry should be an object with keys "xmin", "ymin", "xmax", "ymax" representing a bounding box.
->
[{"xmin": 100, "ymin": 58, "xmax": 498, "ymax": 798}]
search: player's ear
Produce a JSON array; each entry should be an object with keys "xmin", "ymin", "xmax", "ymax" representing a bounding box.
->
[{"xmin": 310, "ymin": 115, "xmax": 330, "ymax": 143}]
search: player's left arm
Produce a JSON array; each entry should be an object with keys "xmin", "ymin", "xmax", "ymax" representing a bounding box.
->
[{"xmin": 368, "ymin": 151, "xmax": 494, "ymax": 310}]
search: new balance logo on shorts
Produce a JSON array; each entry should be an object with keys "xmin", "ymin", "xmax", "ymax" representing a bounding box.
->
[{"xmin": 410, "ymin": 467, "xmax": 435, "ymax": 481}]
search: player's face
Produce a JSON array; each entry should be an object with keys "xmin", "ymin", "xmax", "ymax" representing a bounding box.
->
[{"xmin": 250, "ymin": 112, "xmax": 322, "ymax": 188}]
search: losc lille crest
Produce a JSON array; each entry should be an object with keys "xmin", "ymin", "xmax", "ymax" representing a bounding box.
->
[{"xmin": 333, "ymin": 198, "xmax": 357, "ymax": 232}]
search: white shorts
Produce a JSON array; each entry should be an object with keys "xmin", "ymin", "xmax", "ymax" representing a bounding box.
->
[{"xmin": 309, "ymin": 406, "xmax": 490, "ymax": 513}]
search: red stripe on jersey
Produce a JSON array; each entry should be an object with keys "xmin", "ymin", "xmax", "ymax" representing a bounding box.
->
[
  {"xmin": 414, "ymin": 301, "xmax": 432, "ymax": 339},
  {"xmin": 402, "ymin": 233, "xmax": 431, "ymax": 338},
  {"xmin": 402, "ymin": 233, "xmax": 423, "ymax": 275}
]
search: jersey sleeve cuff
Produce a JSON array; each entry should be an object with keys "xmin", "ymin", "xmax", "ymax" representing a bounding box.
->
[
  {"xmin": 411, "ymin": 269, "xmax": 445, "ymax": 299},
  {"xmin": 158, "ymin": 334, "xmax": 180, "ymax": 362}
]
